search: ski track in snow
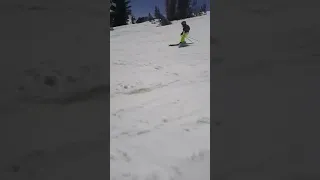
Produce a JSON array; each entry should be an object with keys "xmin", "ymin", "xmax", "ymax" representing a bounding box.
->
[{"xmin": 110, "ymin": 14, "xmax": 210, "ymax": 179}]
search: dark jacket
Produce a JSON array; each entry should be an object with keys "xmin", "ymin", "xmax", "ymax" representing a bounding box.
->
[{"xmin": 182, "ymin": 24, "xmax": 190, "ymax": 33}]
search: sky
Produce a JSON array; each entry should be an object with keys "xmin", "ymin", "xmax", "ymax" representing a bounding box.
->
[{"xmin": 130, "ymin": 0, "xmax": 210, "ymax": 18}]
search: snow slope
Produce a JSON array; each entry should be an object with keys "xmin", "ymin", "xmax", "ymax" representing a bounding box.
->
[{"xmin": 110, "ymin": 15, "xmax": 210, "ymax": 179}]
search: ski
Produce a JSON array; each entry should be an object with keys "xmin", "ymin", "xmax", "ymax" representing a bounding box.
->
[
  {"xmin": 169, "ymin": 43, "xmax": 180, "ymax": 46},
  {"xmin": 169, "ymin": 42, "xmax": 194, "ymax": 46}
]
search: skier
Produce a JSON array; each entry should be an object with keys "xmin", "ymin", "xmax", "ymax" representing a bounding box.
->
[
  {"xmin": 179, "ymin": 21, "xmax": 190, "ymax": 46},
  {"xmin": 168, "ymin": 21, "xmax": 191, "ymax": 47}
]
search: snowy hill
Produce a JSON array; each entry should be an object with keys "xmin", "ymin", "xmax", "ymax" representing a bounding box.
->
[{"xmin": 110, "ymin": 14, "xmax": 210, "ymax": 179}]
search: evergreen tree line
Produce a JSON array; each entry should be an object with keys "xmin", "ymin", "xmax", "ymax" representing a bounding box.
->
[
  {"xmin": 190, "ymin": 0, "xmax": 207, "ymax": 17},
  {"xmin": 166, "ymin": 0, "xmax": 207, "ymax": 20},
  {"xmin": 110, "ymin": 0, "xmax": 207, "ymax": 27},
  {"xmin": 110, "ymin": 0, "xmax": 131, "ymax": 27}
]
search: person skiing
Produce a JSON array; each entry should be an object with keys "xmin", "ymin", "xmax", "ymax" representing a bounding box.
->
[{"xmin": 179, "ymin": 21, "xmax": 190, "ymax": 45}]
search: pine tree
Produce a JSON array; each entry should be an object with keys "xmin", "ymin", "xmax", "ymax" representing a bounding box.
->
[
  {"xmin": 153, "ymin": 6, "xmax": 171, "ymax": 26},
  {"xmin": 110, "ymin": 0, "xmax": 116, "ymax": 13},
  {"xmin": 201, "ymin": 3, "xmax": 207, "ymax": 13},
  {"xmin": 154, "ymin": 6, "xmax": 161, "ymax": 19},
  {"xmin": 191, "ymin": 0, "xmax": 200, "ymax": 16},
  {"xmin": 166, "ymin": 0, "xmax": 178, "ymax": 21},
  {"xmin": 131, "ymin": 15, "xmax": 136, "ymax": 24},
  {"xmin": 113, "ymin": 0, "xmax": 132, "ymax": 27},
  {"xmin": 192, "ymin": 0, "xmax": 197, "ymax": 7},
  {"xmin": 176, "ymin": 0, "xmax": 191, "ymax": 19},
  {"xmin": 110, "ymin": 0, "xmax": 117, "ymax": 27},
  {"xmin": 148, "ymin": 13, "xmax": 154, "ymax": 21}
]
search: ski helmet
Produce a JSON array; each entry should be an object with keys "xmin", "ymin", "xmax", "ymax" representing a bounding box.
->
[{"xmin": 181, "ymin": 21, "xmax": 186, "ymax": 25}]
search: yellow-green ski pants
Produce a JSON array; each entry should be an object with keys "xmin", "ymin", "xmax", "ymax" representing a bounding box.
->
[{"xmin": 180, "ymin": 32, "xmax": 188, "ymax": 43}]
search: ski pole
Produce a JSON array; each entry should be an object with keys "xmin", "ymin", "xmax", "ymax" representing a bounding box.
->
[
  {"xmin": 188, "ymin": 36, "xmax": 199, "ymax": 42},
  {"xmin": 186, "ymin": 37, "xmax": 194, "ymax": 43}
]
